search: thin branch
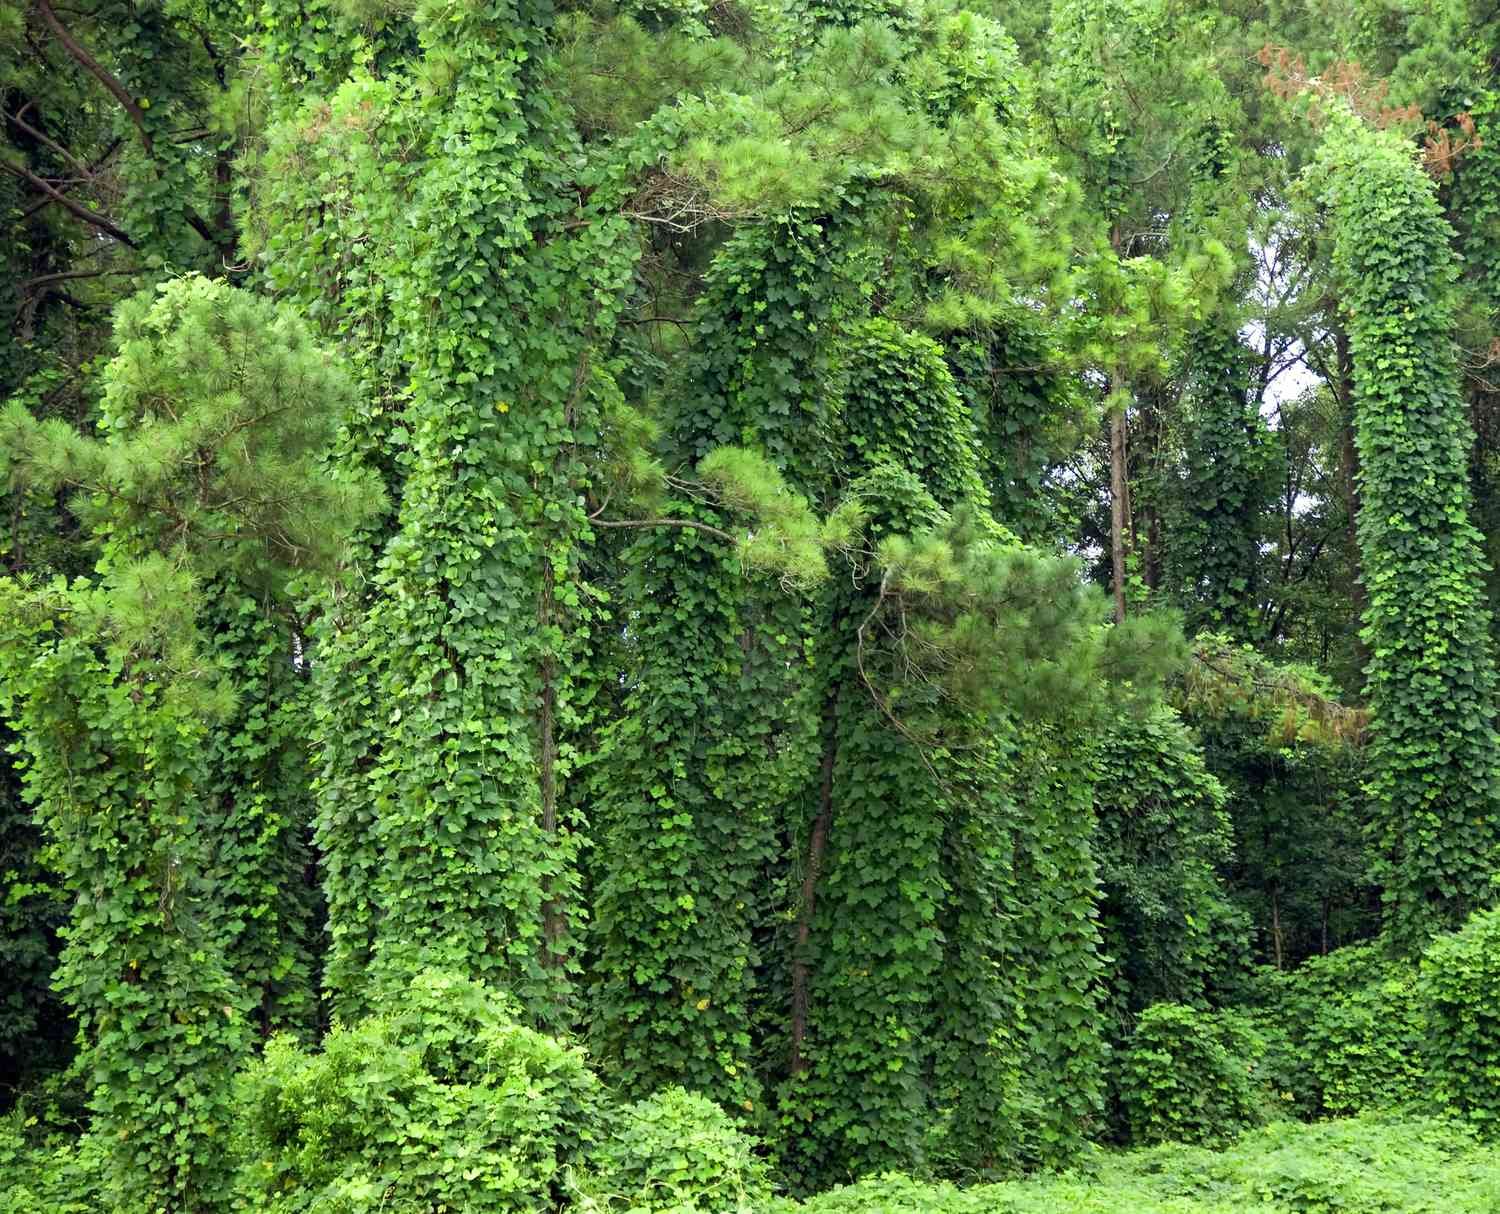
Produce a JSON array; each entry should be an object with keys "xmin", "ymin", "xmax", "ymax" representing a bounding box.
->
[
  {"xmin": 616, "ymin": 315, "xmax": 696, "ymax": 333},
  {"xmin": 0, "ymin": 158, "xmax": 137, "ymax": 246},
  {"xmin": 5, "ymin": 108, "xmax": 91, "ymax": 176},
  {"xmin": 35, "ymin": 0, "xmax": 154, "ymax": 153},
  {"xmin": 590, "ymin": 516, "xmax": 737, "ymax": 543},
  {"xmin": 182, "ymin": 205, "xmax": 225, "ymax": 250},
  {"xmin": 31, "ymin": 1, "xmax": 227, "ymax": 252},
  {"xmin": 15, "ymin": 266, "xmax": 142, "ymax": 339},
  {"xmin": 19, "ymin": 135, "xmax": 122, "ymax": 221},
  {"xmin": 852, "ymin": 569, "xmax": 944, "ymax": 777},
  {"xmin": 21, "ymin": 266, "xmax": 141, "ymax": 292}
]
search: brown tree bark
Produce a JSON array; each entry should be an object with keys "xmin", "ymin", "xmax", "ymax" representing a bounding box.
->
[
  {"xmin": 1271, "ymin": 887, "xmax": 1284, "ymax": 970},
  {"xmin": 1110, "ymin": 403, "xmax": 1130, "ymax": 624},
  {"xmin": 789, "ymin": 687, "xmax": 839, "ymax": 1075},
  {"xmin": 35, "ymin": 0, "xmax": 154, "ymax": 152}
]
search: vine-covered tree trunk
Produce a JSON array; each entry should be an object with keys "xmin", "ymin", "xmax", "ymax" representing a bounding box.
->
[
  {"xmin": 298, "ymin": 0, "xmax": 637, "ymax": 1023},
  {"xmin": 781, "ymin": 527, "xmax": 952, "ymax": 1184},
  {"xmin": 201, "ymin": 589, "xmax": 318, "ymax": 1040},
  {"xmin": 1003, "ymin": 720, "xmax": 1109, "ymax": 1161},
  {"xmin": 1110, "ymin": 403, "xmax": 1130, "ymax": 623},
  {"xmin": 782, "ymin": 322, "xmax": 1087, "ymax": 1183},
  {"xmin": 1167, "ymin": 324, "xmax": 1272, "ymax": 638},
  {"xmin": 1320, "ymin": 115, "xmax": 1500, "ymax": 950},
  {"xmin": 588, "ymin": 216, "xmax": 840, "ymax": 1106},
  {"xmin": 589, "ymin": 517, "xmax": 814, "ymax": 1113},
  {"xmin": 0, "ymin": 630, "xmax": 247, "ymax": 1212},
  {"xmin": 1334, "ymin": 325, "xmax": 1370, "ymax": 681}
]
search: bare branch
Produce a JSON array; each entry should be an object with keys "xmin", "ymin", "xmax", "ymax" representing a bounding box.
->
[
  {"xmin": 21, "ymin": 266, "xmax": 141, "ymax": 291},
  {"xmin": 0, "ymin": 158, "xmax": 137, "ymax": 246},
  {"xmin": 5, "ymin": 108, "xmax": 91, "ymax": 176},
  {"xmin": 35, "ymin": 0, "xmax": 154, "ymax": 153},
  {"xmin": 590, "ymin": 516, "xmax": 737, "ymax": 543}
]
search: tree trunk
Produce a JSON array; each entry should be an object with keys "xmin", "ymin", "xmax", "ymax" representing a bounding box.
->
[
  {"xmin": 790, "ymin": 686, "xmax": 839, "ymax": 1075},
  {"xmin": 1335, "ymin": 326, "xmax": 1370, "ymax": 686},
  {"xmin": 538, "ymin": 560, "xmax": 565, "ymax": 971},
  {"xmin": 1270, "ymin": 887, "xmax": 1284, "ymax": 970},
  {"xmin": 1145, "ymin": 507, "xmax": 1162, "ymax": 591},
  {"xmin": 1107, "ymin": 224, "xmax": 1132, "ymax": 625},
  {"xmin": 1110, "ymin": 404, "xmax": 1129, "ymax": 624}
]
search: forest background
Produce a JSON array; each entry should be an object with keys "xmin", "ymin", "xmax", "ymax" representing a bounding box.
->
[{"xmin": 8, "ymin": 0, "xmax": 1500, "ymax": 1209}]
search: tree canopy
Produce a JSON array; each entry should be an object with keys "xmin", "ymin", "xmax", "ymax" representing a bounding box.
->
[{"xmin": 8, "ymin": 0, "xmax": 1500, "ymax": 1209}]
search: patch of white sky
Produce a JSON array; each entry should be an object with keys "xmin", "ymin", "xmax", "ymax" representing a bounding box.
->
[
  {"xmin": 1243, "ymin": 227, "xmax": 1326, "ymax": 420},
  {"xmin": 1241, "ymin": 227, "xmax": 1331, "ymax": 524}
]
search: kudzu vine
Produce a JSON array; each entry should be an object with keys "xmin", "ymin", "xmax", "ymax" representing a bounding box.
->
[
  {"xmin": 588, "ymin": 213, "xmax": 845, "ymax": 1112},
  {"xmin": 0, "ymin": 276, "xmax": 371, "ymax": 1211},
  {"xmin": 199, "ymin": 587, "xmax": 318, "ymax": 1040},
  {"xmin": 0, "ymin": 596, "xmax": 248, "ymax": 1213},
  {"xmin": 291, "ymin": 0, "xmax": 639, "ymax": 1023},
  {"xmin": 1319, "ymin": 113, "xmax": 1500, "ymax": 951},
  {"xmin": 1092, "ymin": 704, "xmax": 1240, "ymax": 1025},
  {"xmin": 1167, "ymin": 324, "xmax": 1272, "ymax": 639}
]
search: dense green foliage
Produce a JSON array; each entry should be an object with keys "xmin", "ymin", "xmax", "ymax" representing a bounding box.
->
[
  {"xmin": 233, "ymin": 971, "xmax": 608, "ymax": 1211},
  {"xmin": 1093, "ymin": 706, "xmax": 1243, "ymax": 1022},
  {"xmin": 1419, "ymin": 907, "xmax": 1500, "ymax": 1128},
  {"xmin": 1115, "ymin": 1003, "xmax": 1267, "ymax": 1147},
  {"xmin": 9, "ymin": 0, "xmax": 1500, "ymax": 1208},
  {"xmin": 1167, "ymin": 326, "xmax": 1274, "ymax": 638},
  {"xmin": 1252, "ymin": 943, "xmax": 1427, "ymax": 1118},
  {"xmin": 1319, "ymin": 114, "xmax": 1500, "ymax": 951},
  {"xmin": 771, "ymin": 1116, "xmax": 1500, "ymax": 1212}
]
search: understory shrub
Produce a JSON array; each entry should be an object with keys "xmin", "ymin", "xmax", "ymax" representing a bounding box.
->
[
  {"xmin": 1092, "ymin": 705, "xmax": 1248, "ymax": 1024},
  {"xmin": 1250, "ymin": 943, "xmax": 1425, "ymax": 1117},
  {"xmin": 579, "ymin": 1088, "xmax": 772, "ymax": 1212},
  {"xmin": 768, "ymin": 1115, "xmax": 1500, "ymax": 1212},
  {"xmin": 231, "ymin": 971, "xmax": 609, "ymax": 1212},
  {"xmin": 0, "ymin": 1115, "xmax": 105, "ymax": 1214},
  {"xmin": 8, "ymin": 1064, "xmax": 1500, "ymax": 1213},
  {"xmin": 230, "ymin": 970, "xmax": 772, "ymax": 1214},
  {"xmin": 1420, "ymin": 906, "xmax": 1500, "ymax": 1128},
  {"xmin": 1116, "ymin": 1003, "xmax": 1267, "ymax": 1145}
]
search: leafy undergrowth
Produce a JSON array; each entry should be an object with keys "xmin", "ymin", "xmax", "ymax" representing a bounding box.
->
[
  {"xmin": 774, "ymin": 1116, "xmax": 1500, "ymax": 1213},
  {"xmin": 6, "ymin": 1108, "xmax": 1500, "ymax": 1212}
]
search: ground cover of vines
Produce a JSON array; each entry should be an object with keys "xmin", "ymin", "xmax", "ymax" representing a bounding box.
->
[{"xmin": 10, "ymin": 0, "xmax": 1500, "ymax": 1209}]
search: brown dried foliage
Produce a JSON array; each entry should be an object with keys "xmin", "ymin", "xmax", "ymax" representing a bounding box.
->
[
  {"xmin": 1257, "ymin": 44, "xmax": 1420, "ymax": 129},
  {"xmin": 1422, "ymin": 111, "xmax": 1483, "ymax": 179},
  {"xmin": 1257, "ymin": 44, "xmax": 1483, "ymax": 179}
]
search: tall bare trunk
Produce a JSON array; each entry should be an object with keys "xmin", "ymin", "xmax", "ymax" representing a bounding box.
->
[
  {"xmin": 1271, "ymin": 888, "xmax": 1284, "ymax": 970},
  {"xmin": 1108, "ymin": 224, "xmax": 1132, "ymax": 625},
  {"xmin": 1110, "ymin": 404, "xmax": 1129, "ymax": 624},
  {"xmin": 790, "ymin": 687, "xmax": 839, "ymax": 1075}
]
